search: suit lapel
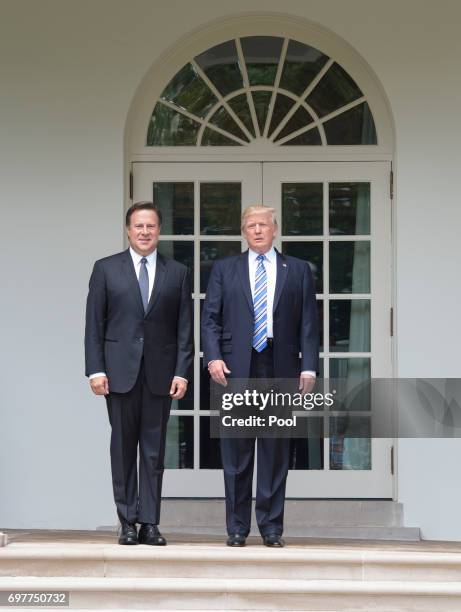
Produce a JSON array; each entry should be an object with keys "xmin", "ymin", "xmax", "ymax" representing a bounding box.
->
[
  {"xmin": 238, "ymin": 250, "xmax": 253, "ymax": 313},
  {"xmin": 273, "ymin": 249, "xmax": 288, "ymax": 314},
  {"xmin": 121, "ymin": 249, "xmax": 144, "ymax": 315},
  {"xmin": 145, "ymin": 252, "xmax": 167, "ymax": 316}
]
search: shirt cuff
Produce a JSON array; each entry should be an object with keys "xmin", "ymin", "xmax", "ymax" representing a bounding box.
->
[
  {"xmin": 89, "ymin": 372, "xmax": 106, "ymax": 380},
  {"xmin": 300, "ymin": 371, "xmax": 316, "ymax": 378},
  {"xmin": 174, "ymin": 376, "xmax": 188, "ymax": 383}
]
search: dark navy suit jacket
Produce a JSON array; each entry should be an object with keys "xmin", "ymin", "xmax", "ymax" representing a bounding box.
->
[
  {"xmin": 201, "ymin": 249, "xmax": 319, "ymax": 378},
  {"xmin": 85, "ymin": 249, "xmax": 193, "ymax": 395}
]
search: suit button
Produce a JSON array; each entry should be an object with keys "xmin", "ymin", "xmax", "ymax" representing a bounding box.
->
[{"xmin": 138, "ymin": 337, "xmax": 144, "ymax": 343}]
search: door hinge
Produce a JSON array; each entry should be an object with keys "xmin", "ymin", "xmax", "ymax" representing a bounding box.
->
[
  {"xmin": 129, "ymin": 171, "xmax": 133, "ymax": 201},
  {"xmin": 390, "ymin": 446, "xmax": 395, "ymax": 475},
  {"xmin": 390, "ymin": 307, "xmax": 394, "ymax": 337},
  {"xmin": 390, "ymin": 170, "xmax": 394, "ymax": 200}
]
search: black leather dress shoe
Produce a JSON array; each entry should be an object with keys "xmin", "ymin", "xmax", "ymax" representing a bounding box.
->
[
  {"xmin": 118, "ymin": 521, "xmax": 138, "ymax": 545},
  {"xmin": 226, "ymin": 534, "xmax": 246, "ymax": 547},
  {"xmin": 138, "ymin": 523, "xmax": 167, "ymax": 546},
  {"xmin": 262, "ymin": 533, "xmax": 285, "ymax": 547}
]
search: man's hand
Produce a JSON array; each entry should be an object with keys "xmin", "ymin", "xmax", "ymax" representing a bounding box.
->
[
  {"xmin": 170, "ymin": 377, "xmax": 188, "ymax": 399},
  {"xmin": 299, "ymin": 373, "xmax": 316, "ymax": 395},
  {"xmin": 208, "ymin": 360, "xmax": 231, "ymax": 386},
  {"xmin": 90, "ymin": 376, "xmax": 109, "ymax": 396}
]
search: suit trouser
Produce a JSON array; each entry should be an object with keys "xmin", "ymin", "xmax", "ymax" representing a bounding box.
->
[
  {"xmin": 105, "ymin": 361, "xmax": 171, "ymax": 524},
  {"xmin": 220, "ymin": 346, "xmax": 291, "ymax": 537}
]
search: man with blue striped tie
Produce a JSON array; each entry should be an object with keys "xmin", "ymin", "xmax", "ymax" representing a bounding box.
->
[{"xmin": 202, "ymin": 205, "xmax": 319, "ymax": 547}]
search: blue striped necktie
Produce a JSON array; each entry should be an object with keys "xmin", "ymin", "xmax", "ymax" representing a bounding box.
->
[{"xmin": 252, "ymin": 254, "xmax": 268, "ymax": 352}]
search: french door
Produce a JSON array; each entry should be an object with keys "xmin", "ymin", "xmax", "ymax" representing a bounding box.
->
[{"xmin": 132, "ymin": 161, "xmax": 393, "ymax": 498}]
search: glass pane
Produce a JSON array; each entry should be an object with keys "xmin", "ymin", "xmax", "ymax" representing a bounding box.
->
[
  {"xmin": 317, "ymin": 299, "xmax": 324, "ymax": 354},
  {"xmin": 330, "ymin": 242, "xmax": 370, "ymax": 294},
  {"xmin": 330, "ymin": 417, "xmax": 371, "ymax": 470},
  {"xmin": 200, "ymin": 241, "xmax": 242, "ymax": 293},
  {"xmin": 194, "ymin": 40, "xmax": 243, "ymax": 96},
  {"xmin": 200, "ymin": 183, "xmax": 241, "ymax": 235},
  {"xmin": 157, "ymin": 241, "xmax": 194, "ymax": 281},
  {"xmin": 201, "ymin": 128, "xmax": 240, "ymax": 146},
  {"xmin": 268, "ymin": 94, "xmax": 296, "ymax": 137},
  {"xmin": 329, "ymin": 183, "xmax": 370, "ymax": 235},
  {"xmin": 282, "ymin": 241, "xmax": 323, "ymax": 293},
  {"xmin": 241, "ymin": 36, "xmax": 284, "ymax": 86},
  {"xmin": 324, "ymin": 102, "xmax": 377, "ymax": 145},
  {"xmin": 306, "ymin": 62, "xmax": 363, "ymax": 118},
  {"xmin": 165, "ymin": 416, "xmax": 194, "ymax": 468},
  {"xmin": 252, "ymin": 91, "xmax": 272, "ymax": 134},
  {"xmin": 330, "ymin": 358, "xmax": 371, "ymax": 412},
  {"xmin": 160, "ymin": 63, "xmax": 217, "ymax": 119},
  {"xmin": 153, "ymin": 183, "xmax": 194, "ymax": 234},
  {"xmin": 227, "ymin": 94, "xmax": 256, "ymax": 138},
  {"xmin": 289, "ymin": 423, "xmax": 324, "ymax": 470},
  {"xmin": 200, "ymin": 417, "xmax": 222, "ymax": 468},
  {"xmin": 275, "ymin": 106, "xmax": 315, "ymax": 141},
  {"xmin": 200, "ymin": 357, "xmax": 210, "ymax": 411},
  {"xmin": 282, "ymin": 183, "xmax": 323, "ymax": 235},
  {"xmin": 330, "ymin": 300, "xmax": 370, "ymax": 352},
  {"xmin": 147, "ymin": 103, "xmax": 200, "ymax": 146},
  {"xmin": 283, "ymin": 129, "xmax": 322, "ymax": 146},
  {"xmin": 170, "ymin": 368, "xmax": 194, "ymax": 411},
  {"xmin": 280, "ymin": 40, "xmax": 329, "ymax": 96},
  {"xmin": 209, "ymin": 106, "xmax": 249, "ymax": 141}
]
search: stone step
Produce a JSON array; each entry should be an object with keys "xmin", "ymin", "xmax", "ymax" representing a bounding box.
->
[
  {"xmin": 2, "ymin": 576, "xmax": 461, "ymax": 610},
  {"xmin": 2, "ymin": 544, "xmax": 461, "ymax": 582}
]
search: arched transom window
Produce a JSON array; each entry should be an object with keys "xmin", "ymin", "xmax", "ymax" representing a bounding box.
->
[{"xmin": 148, "ymin": 37, "xmax": 377, "ymax": 146}]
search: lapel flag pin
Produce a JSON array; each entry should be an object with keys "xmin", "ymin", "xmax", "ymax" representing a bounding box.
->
[{"xmin": 283, "ymin": 263, "xmax": 287, "ymax": 267}]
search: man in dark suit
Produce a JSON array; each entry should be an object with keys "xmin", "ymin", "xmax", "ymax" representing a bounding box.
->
[
  {"xmin": 202, "ymin": 204, "xmax": 319, "ymax": 547},
  {"xmin": 85, "ymin": 201, "xmax": 193, "ymax": 546}
]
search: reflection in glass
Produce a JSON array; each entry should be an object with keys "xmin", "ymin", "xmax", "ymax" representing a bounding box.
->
[
  {"xmin": 201, "ymin": 128, "xmax": 240, "ymax": 146},
  {"xmin": 283, "ymin": 129, "xmax": 322, "ymax": 146},
  {"xmin": 330, "ymin": 242, "xmax": 370, "ymax": 294},
  {"xmin": 201, "ymin": 241, "xmax": 242, "ymax": 293},
  {"xmin": 275, "ymin": 106, "xmax": 316, "ymax": 141},
  {"xmin": 157, "ymin": 241, "xmax": 194, "ymax": 279},
  {"xmin": 317, "ymin": 300, "xmax": 324, "ymax": 353},
  {"xmin": 329, "ymin": 417, "xmax": 371, "ymax": 470},
  {"xmin": 200, "ymin": 417, "xmax": 222, "ymax": 468},
  {"xmin": 268, "ymin": 94, "xmax": 295, "ymax": 137},
  {"xmin": 194, "ymin": 40, "xmax": 243, "ymax": 96},
  {"xmin": 324, "ymin": 102, "xmax": 377, "ymax": 145},
  {"xmin": 160, "ymin": 63, "xmax": 217, "ymax": 118},
  {"xmin": 252, "ymin": 91, "xmax": 272, "ymax": 134},
  {"xmin": 330, "ymin": 358, "xmax": 371, "ymax": 412},
  {"xmin": 282, "ymin": 183, "xmax": 323, "ymax": 235},
  {"xmin": 330, "ymin": 300, "xmax": 370, "ymax": 352},
  {"xmin": 279, "ymin": 40, "xmax": 329, "ymax": 96},
  {"xmin": 147, "ymin": 103, "xmax": 200, "ymax": 145},
  {"xmin": 200, "ymin": 357, "xmax": 210, "ymax": 411},
  {"xmin": 209, "ymin": 106, "xmax": 249, "ymax": 141},
  {"xmin": 200, "ymin": 183, "xmax": 241, "ymax": 235},
  {"xmin": 227, "ymin": 94, "xmax": 256, "ymax": 137},
  {"xmin": 241, "ymin": 36, "xmax": 284, "ymax": 86},
  {"xmin": 153, "ymin": 183, "xmax": 194, "ymax": 234},
  {"xmin": 282, "ymin": 241, "xmax": 323, "ymax": 293},
  {"xmin": 329, "ymin": 183, "xmax": 370, "ymax": 235},
  {"xmin": 307, "ymin": 62, "xmax": 363, "ymax": 118},
  {"xmin": 165, "ymin": 416, "xmax": 194, "ymax": 468},
  {"xmin": 289, "ymin": 420, "xmax": 324, "ymax": 469}
]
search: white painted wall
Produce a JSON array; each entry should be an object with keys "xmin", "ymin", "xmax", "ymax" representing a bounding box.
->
[{"xmin": 1, "ymin": 0, "xmax": 460, "ymax": 538}]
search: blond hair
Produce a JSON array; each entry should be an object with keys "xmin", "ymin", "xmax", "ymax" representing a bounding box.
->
[{"xmin": 241, "ymin": 204, "xmax": 277, "ymax": 229}]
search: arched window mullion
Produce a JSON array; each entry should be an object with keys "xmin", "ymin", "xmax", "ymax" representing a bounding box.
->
[
  {"xmin": 198, "ymin": 118, "xmax": 248, "ymax": 146},
  {"xmin": 275, "ymin": 121, "xmax": 319, "ymax": 146},
  {"xmin": 263, "ymin": 38, "xmax": 289, "ymax": 138},
  {"xmin": 319, "ymin": 96, "xmax": 367, "ymax": 126},
  {"xmin": 270, "ymin": 58, "xmax": 334, "ymax": 141},
  {"xmin": 158, "ymin": 98, "xmax": 204, "ymax": 125},
  {"xmin": 235, "ymin": 38, "xmax": 261, "ymax": 138},
  {"xmin": 191, "ymin": 59, "xmax": 254, "ymax": 142}
]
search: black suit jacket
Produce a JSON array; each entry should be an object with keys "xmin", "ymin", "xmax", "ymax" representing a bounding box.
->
[
  {"xmin": 201, "ymin": 249, "xmax": 319, "ymax": 378},
  {"xmin": 85, "ymin": 249, "xmax": 193, "ymax": 395}
]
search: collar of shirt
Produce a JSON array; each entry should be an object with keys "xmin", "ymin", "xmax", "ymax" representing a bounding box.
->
[
  {"xmin": 129, "ymin": 247, "xmax": 157, "ymax": 268},
  {"xmin": 248, "ymin": 246, "xmax": 276, "ymax": 265}
]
